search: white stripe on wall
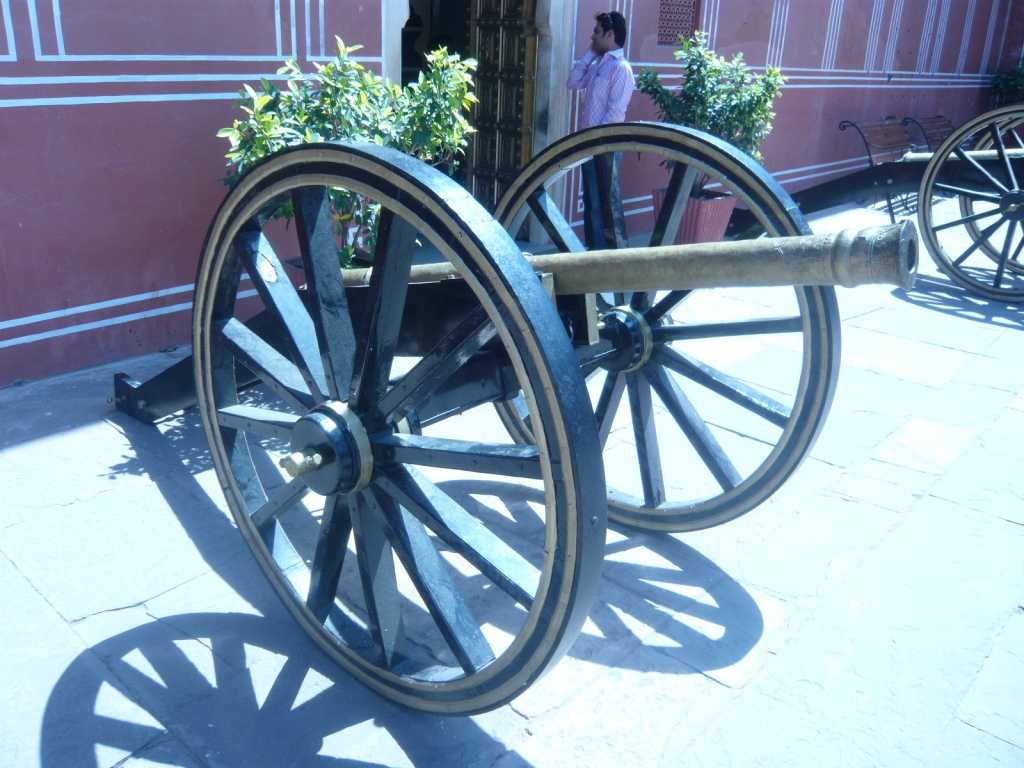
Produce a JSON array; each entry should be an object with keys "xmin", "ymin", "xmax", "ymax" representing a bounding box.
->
[
  {"xmin": 767, "ymin": 0, "xmax": 790, "ymax": 68},
  {"xmin": 0, "ymin": 74, "xmax": 287, "ymax": 85},
  {"xmin": 1, "ymin": 0, "xmax": 15, "ymax": 60},
  {"xmin": 883, "ymin": 0, "xmax": 904, "ymax": 72},
  {"xmin": 864, "ymin": 0, "xmax": 885, "ymax": 71},
  {"xmin": 917, "ymin": 0, "xmax": 939, "ymax": 73},
  {"xmin": 823, "ymin": 0, "xmax": 845, "ymax": 70},
  {"xmin": 275, "ymin": 0, "xmax": 283, "ymax": 57},
  {"xmin": 957, "ymin": 0, "xmax": 978, "ymax": 73},
  {"xmin": 980, "ymin": 0, "xmax": 1001, "ymax": 73},
  {"xmin": 0, "ymin": 291, "xmax": 259, "ymax": 350},
  {"xmin": 929, "ymin": 0, "xmax": 952, "ymax": 73},
  {"xmin": 0, "ymin": 92, "xmax": 240, "ymax": 108},
  {"xmin": 0, "ymin": 285, "xmax": 194, "ymax": 332},
  {"xmin": 50, "ymin": 0, "xmax": 65, "ymax": 55}
]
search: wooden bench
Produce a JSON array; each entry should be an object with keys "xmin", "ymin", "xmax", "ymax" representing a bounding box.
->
[
  {"xmin": 901, "ymin": 115, "xmax": 957, "ymax": 151},
  {"xmin": 839, "ymin": 117, "xmax": 914, "ymax": 222}
]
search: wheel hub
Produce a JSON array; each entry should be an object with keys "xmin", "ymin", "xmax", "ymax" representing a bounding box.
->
[
  {"xmin": 1000, "ymin": 190, "xmax": 1024, "ymax": 222},
  {"xmin": 284, "ymin": 402, "xmax": 373, "ymax": 495},
  {"xmin": 599, "ymin": 306, "xmax": 654, "ymax": 373}
]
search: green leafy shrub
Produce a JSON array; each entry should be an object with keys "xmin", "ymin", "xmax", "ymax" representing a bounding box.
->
[
  {"xmin": 217, "ymin": 40, "xmax": 477, "ymax": 265},
  {"xmin": 637, "ymin": 31, "xmax": 785, "ymax": 164},
  {"xmin": 990, "ymin": 63, "xmax": 1024, "ymax": 108}
]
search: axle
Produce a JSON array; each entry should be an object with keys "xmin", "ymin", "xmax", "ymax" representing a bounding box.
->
[{"xmin": 344, "ymin": 221, "xmax": 918, "ymax": 294}]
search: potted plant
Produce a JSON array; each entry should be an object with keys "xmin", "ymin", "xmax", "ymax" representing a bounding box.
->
[
  {"xmin": 637, "ymin": 31, "xmax": 784, "ymax": 243},
  {"xmin": 217, "ymin": 39, "xmax": 477, "ymax": 266},
  {"xmin": 989, "ymin": 62, "xmax": 1024, "ymax": 108}
]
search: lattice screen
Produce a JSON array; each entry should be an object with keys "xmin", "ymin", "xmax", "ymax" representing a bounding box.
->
[{"xmin": 658, "ymin": 0, "xmax": 699, "ymax": 46}]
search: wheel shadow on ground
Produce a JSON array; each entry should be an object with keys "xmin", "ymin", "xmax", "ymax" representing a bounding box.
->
[
  {"xmin": 41, "ymin": 612, "xmax": 531, "ymax": 768},
  {"xmin": 442, "ymin": 480, "xmax": 765, "ymax": 676},
  {"xmin": 894, "ymin": 273, "xmax": 1024, "ymax": 330},
  {"xmin": 68, "ymin": 407, "xmax": 763, "ymax": 765}
]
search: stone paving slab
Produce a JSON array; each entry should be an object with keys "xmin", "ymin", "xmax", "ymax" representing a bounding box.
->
[{"xmin": 2, "ymin": 203, "xmax": 1024, "ymax": 767}]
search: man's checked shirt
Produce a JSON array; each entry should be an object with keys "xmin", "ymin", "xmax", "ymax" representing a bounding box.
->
[{"xmin": 566, "ymin": 47, "xmax": 635, "ymax": 129}]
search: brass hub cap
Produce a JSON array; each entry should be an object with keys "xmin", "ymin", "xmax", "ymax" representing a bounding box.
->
[{"xmin": 284, "ymin": 402, "xmax": 373, "ymax": 495}]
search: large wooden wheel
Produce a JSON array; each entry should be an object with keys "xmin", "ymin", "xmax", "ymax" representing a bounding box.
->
[
  {"xmin": 919, "ymin": 105, "xmax": 1024, "ymax": 301},
  {"xmin": 493, "ymin": 123, "xmax": 842, "ymax": 532},
  {"xmin": 192, "ymin": 142, "xmax": 606, "ymax": 714}
]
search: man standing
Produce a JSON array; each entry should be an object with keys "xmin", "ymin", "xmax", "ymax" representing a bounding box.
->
[{"xmin": 566, "ymin": 12, "xmax": 635, "ymax": 248}]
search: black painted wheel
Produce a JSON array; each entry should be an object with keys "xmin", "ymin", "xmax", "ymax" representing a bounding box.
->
[
  {"xmin": 192, "ymin": 142, "xmax": 606, "ymax": 714},
  {"xmin": 492, "ymin": 123, "xmax": 841, "ymax": 532},
  {"xmin": 919, "ymin": 106, "xmax": 1024, "ymax": 301}
]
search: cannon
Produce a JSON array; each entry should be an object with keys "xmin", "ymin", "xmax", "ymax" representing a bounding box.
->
[
  {"xmin": 114, "ymin": 123, "xmax": 917, "ymax": 713},
  {"xmin": 728, "ymin": 105, "xmax": 1024, "ymax": 302}
]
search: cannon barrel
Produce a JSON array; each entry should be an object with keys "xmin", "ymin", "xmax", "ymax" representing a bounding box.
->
[{"xmin": 344, "ymin": 221, "xmax": 918, "ymax": 294}]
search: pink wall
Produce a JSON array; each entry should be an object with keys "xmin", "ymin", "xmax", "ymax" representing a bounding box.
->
[
  {"xmin": 0, "ymin": 0, "xmax": 381, "ymax": 386},
  {"xmin": 1, "ymin": 0, "xmax": 1022, "ymax": 385}
]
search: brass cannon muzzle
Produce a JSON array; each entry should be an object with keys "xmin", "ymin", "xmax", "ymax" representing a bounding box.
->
[{"xmin": 344, "ymin": 221, "xmax": 918, "ymax": 294}]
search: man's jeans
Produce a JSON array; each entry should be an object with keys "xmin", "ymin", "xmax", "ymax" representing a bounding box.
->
[{"xmin": 580, "ymin": 152, "xmax": 628, "ymax": 250}]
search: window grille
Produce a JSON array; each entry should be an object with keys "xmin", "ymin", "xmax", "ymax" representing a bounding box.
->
[{"xmin": 658, "ymin": 0, "xmax": 700, "ymax": 46}]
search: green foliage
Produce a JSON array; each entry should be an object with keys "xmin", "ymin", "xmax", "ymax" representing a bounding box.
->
[
  {"xmin": 217, "ymin": 40, "xmax": 477, "ymax": 265},
  {"xmin": 989, "ymin": 63, "xmax": 1024, "ymax": 108},
  {"xmin": 636, "ymin": 31, "xmax": 785, "ymax": 163}
]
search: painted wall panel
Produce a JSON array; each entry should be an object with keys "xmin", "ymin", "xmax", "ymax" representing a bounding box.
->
[
  {"xmin": 712, "ymin": 0, "xmax": 774, "ymax": 66},
  {"xmin": 52, "ymin": 0, "xmax": 283, "ymax": 58},
  {"xmin": 833, "ymin": 0, "xmax": 872, "ymax": 71},
  {"xmin": 781, "ymin": 1, "xmax": 834, "ymax": 70}
]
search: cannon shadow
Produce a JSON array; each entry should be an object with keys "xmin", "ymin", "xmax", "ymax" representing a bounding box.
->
[{"xmin": 42, "ymin": 405, "xmax": 764, "ymax": 764}]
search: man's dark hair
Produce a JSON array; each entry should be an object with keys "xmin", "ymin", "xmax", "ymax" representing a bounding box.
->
[{"xmin": 595, "ymin": 11, "xmax": 627, "ymax": 48}]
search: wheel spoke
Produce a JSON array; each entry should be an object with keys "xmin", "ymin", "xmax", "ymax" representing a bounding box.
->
[
  {"xmin": 376, "ymin": 465, "xmax": 539, "ymax": 607},
  {"xmin": 1010, "ymin": 233, "xmax": 1024, "ymax": 264},
  {"xmin": 217, "ymin": 404, "xmax": 299, "ymax": 440},
  {"xmin": 655, "ymin": 346, "xmax": 791, "ymax": 428},
  {"xmin": 993, "ymin": 220, "xmax": 1019, "ymax": 289},
  {"xmin": 350, "ymin": 208, "xmax": 420, "ymax": 416},
  {"xmin": 990, "ymin": 123, "xmax": 1019, "ymax": 190},
  {"xmin": 371, "ymin": 433, "xmax": 542, "ymax": 479},
  {"xmin": 306, "ymin": 494, "xmax": 353, "ymax": 620},
  {"xmin": 594, "ymin": 370, "xmax": 625, "ymax": 447},
  {"xmin": 953, "ymin": 217, "xmax": 1007, "ymax": 266},
  {"xmin": 649, "ymin": 163, "xmax": 698, "ymax": 247},
  {"xmin": 630, "ymin": 291, "xmax": 652, "ymax": 311},
  {"xmin": 932, "ymin": 206, "xmax": 1003, "ymax": 232},
  {"xmin": 374, "ymin": 304, "xmax": 497, "ymax": 424},
  {"xmin": 652, "ymin": 316, "xmax": 803, "ymax": 343},
  {"xmin": 954, "ymin": 146, "xmax": 1010, "ymax": 194},
  {"xmin": 644, "ymin": 364, "xmax": 741, "ymax": 491},
  {"xmin": 644, "ymin": 289, "xmax": 692, "ymax": 324},
  {"xmin": 216, "ymin": 318, "xmax": 315, "ymax": 412},
  {"xmin": 250, "ymin": 476, "xmax": 309, "ymax": 528},
  {"xmin": 934, "ymin": 183, "xmax": 1003, "ymax": 202},
  {"xmin": 527, "ymin": 189, "xmax": 585, "ymax": 252},
  {"xmin": 362, "ymin": 485, "xmax": 495, "ymax": 674},
  {"xmin": 625, "ymin": 371, "xmax": 666, "ymax": 508},
  {"xmin": 234, "ymin": 229, "xmax": 327, "ymax": 402},
  {"xmin": 350, "ymin": 493, "xmax": 406, "ymax": 669},
  {"xmin": 293, "ymin": 187, "xmax": 358, "ymax": 400},
  {"xmin": 1006, "ymin": 124, "xmax": 1024, "ymax": 149}
]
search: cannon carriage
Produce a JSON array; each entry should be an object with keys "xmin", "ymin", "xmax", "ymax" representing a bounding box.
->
[{"xmin": 113, "ymin": 122, "xmax": 917, "ymax": 713}]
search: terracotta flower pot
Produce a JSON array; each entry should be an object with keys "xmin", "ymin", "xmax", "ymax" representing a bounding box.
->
[{"xmin": 652, "ymin": 188, "xmax": 738, "ymax": 244}]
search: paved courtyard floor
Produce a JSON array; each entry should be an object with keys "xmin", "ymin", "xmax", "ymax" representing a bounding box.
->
[{"xmin": 3, "ymin": 203, "xmax": 1024, "ymax": 767}]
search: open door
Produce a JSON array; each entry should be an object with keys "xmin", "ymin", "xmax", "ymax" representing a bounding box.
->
[{"xmin": 464, "ymin": 0, "xmax": 539, "ymax": 212}]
